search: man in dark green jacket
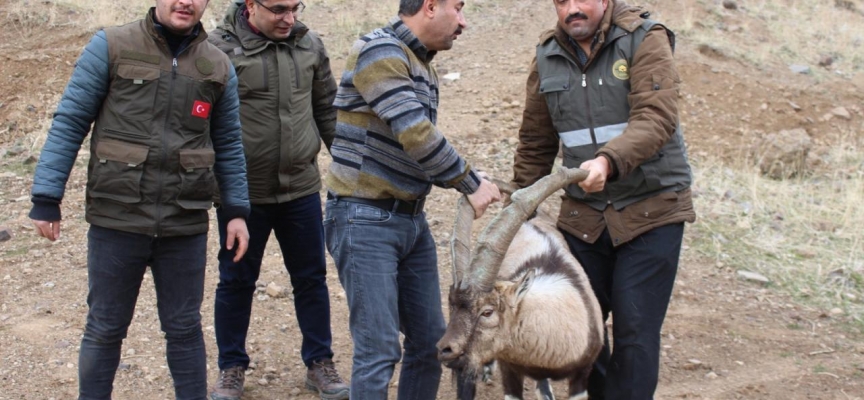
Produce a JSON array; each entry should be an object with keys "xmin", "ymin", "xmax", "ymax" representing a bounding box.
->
[
  {"xmin": 207, "ymin": 1, "xmax": 347, "ymax": 399},
  {"xmin": 29, "ymin": 0, "xmax": 250, "ymax": 398}
]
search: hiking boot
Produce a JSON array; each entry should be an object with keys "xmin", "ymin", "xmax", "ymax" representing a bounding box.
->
[
  {"xmin": 210, "ymin": 365, "xmax": 245, "ymax": 400},
  {"xmin": 305, "ymin": 359, "xmax": 349, "ymax": 400}
]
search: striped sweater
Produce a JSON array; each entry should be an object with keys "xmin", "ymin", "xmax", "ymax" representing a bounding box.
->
[{"xmin": 325, "ymin": 17, "xmax": 480, "ymax": 201}]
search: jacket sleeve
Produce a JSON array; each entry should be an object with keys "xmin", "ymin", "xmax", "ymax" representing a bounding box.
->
[
  {"xmin": 352, "ymin": 38, "xmax": 481, "ymax": 195},
  {"xmin": 596, "ymin": 26, "xmax": 680, "ymax": 180},
  {"xmin": 512, "ymin": 57, "xmax": 560, "ymax": 189},
  {"xmin": 209, "ymin": 65, "xmax": 251, "ymax": 221},
  {"xmin": 310, "ymin": 34, "xmax": 337, "ymax": 152},
  {"xmin": 29, "ymin": 31, "xmax": 110, "ymax": 222}
]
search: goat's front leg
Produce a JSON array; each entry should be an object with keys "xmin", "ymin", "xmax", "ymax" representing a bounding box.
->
[
  {"xmin": 535, "ymin": 379, "xmax": 555, "ymax": 400},
  {"xmin": 566, "ymin": 367, "xmax": 591, "ymax": 400},
  {"xmin": 499, "ymin": 362, "xmax": 524, "ymax": 400}
]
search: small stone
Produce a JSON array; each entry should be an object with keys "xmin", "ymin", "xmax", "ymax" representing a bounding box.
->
[
  {"xmin": 42, "ymin": 282, "xmax": 55, "ymax": 288},
  {"xmin": 54, "ymin": 340, "xmax": 71, "ymax": 349},
  {"xmin": 257, "ymin": 378, "xmax": 269, "ymax": 386},
  {"xmin": 7, "ymin": 146, "xmax": 25, "ymax": 156},
  {"xmin": 829, "ymin": 308, "xmax": 844, "ymax": 316},
  {"xmin": 23, "ymin": 155, "xmax": 38, "ymax": 165},
  {"xmin": 266, "ymin": 282, "xmax": 286, "ymax": 298},
  {"xmin": 126, "ymin": 348, "xmax": 136, "ymax": 356},
  {"xmin": 705, "ymin": 371, "xmax": 719, "ymax": 379},
  {"xmin": 684, "ymin": 359, "xmax": 703, "ymax": 370},
  {"xmin": 738, "ymin": 270, "xmax": 771, "ymax": 284},
  {"xmin": 831, "ymin": 107, "xmax": 851, "ymax": 120},
  {"xmin": 26, "ymin": 105, "xmax": 37, "ymax": 113},
  {"xmin": 118, "ymin": 363, "xmax": 132, "ymax": 371},
  {"xmin": 0, "ymin": 227, "xmax": 11, "ymax": 242},
  {"xmin": 290, "ymin": 388, "xmax": 301, "ymax": 395},
  {"xmin": 789, "ymin": 64, "xmax": 811, "ymax": 74},
  {"xmin": 442, "ymin": 72, "xmax": 461, "ymax": 82},
  {"xmin": 66, "ymin": 363, "xmax": 75, "ymax": 369},
  {"xmin": 818, "ymin": 55, "xmax": 834, "ymax": 67},
  {"xmin": 722, "ymin": 0, "xmax": 738, "ymax": 10},
  {"xmin": 788, "ymin": 101, "xmax": 802, "ymax": 111}
]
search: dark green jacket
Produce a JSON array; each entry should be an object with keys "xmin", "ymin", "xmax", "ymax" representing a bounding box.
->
[{"xmin": 209, "ymin": 4, "xmax": 337, "ymax": 204}]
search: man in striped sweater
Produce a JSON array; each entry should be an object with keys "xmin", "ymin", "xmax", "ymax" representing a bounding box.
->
[{"xmin": 323, "ymin": 0, "xmax": 500, "ymax": 397}]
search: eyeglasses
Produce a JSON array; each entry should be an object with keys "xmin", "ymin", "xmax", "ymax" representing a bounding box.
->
[{"xmin": 253, "ymin": 0, "xmax": 305, "ymax": 19}]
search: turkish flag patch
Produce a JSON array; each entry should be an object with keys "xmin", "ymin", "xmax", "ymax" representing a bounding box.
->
[{"xmin": 191, "ymin": 100, "xmax": 211, "ymax": 119}]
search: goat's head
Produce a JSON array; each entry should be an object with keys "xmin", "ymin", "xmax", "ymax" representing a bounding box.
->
[{"xmin": 436, "ymin": 168, "xmax": 588, "ymax": 373}]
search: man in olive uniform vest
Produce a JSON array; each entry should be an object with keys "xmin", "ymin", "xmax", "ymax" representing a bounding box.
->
[
  {"xmin": 29, "ymin": 0, "xmax": 250, "ymax": 398},
  {"xmin": 512, "ymin": 0, "xmax": 696, "ymax": 398},
  {"xmin": 206, "ymin": 1, "xmax": 348, "ymax": 399}
]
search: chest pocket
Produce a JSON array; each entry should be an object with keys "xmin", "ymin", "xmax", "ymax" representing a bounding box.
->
[
  {"xmin": 539, "ymin": 74, "xmax": 572, "ymax": 125},
  {"xmin": 233, "ymin": 52, "xmax": 270, "ymax": 98},
  {"xmin": 181, "ymin": 76, "xmax": 224, "ymax": 135},
  {"xmin": 109, "ymin": 64, "xmax": 161, "ymax": 121}
]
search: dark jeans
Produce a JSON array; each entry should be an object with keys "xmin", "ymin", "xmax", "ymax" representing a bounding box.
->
[
  {"xmin": 562, "ymin": 223, "xmax": 684, "ymax": 400},
  {"xmin": 214, "ymin": 193, "xmax": 333, "ymax": 370},
  {"xmin": 80, "ymin": 225, "xmax": 207, "ymax": 400},
  {"xmin": 324, "ymin": 198, "xmax": 445, "ymax": 399}
]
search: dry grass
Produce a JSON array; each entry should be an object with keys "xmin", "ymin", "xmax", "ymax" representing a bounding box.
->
[
  {"xmin": 688, "ymin": 137, "xmax": 864, "ymax": 331},
  {"xmin": 665, "ymin": 0, "xmax": 864, "ymax": 73}
]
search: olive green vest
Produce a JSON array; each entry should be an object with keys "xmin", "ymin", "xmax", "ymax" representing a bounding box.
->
[
  {"xmin": 86, "ymin": 11, "xmax": 231, "ymax": 237},
  {"xmin": 536, "ymin": 20, "xmax": 691, "ymax": 211}
]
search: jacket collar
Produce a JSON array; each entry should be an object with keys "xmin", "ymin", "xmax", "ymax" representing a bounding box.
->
[
  {"xmin": 388, "ymin": 16, "xmax": 436, "ymax": 63},
  {"xmin": 146, "ymin": 7, "xmax": 208, "ymax": 57},
  {"xmin": 224, "ymin": 3, "xmax": 310, "ymax": 53}
]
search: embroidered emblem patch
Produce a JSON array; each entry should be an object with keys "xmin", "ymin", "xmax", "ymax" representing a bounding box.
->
[
  {"xmin": 191, "ymin": 100, "xmax": 211, "ymax": 119},
  {"xmin": 612, "ymin": 59, "xmax": 630, "ymax": 80},
  {"xmin": 196, "ymin": 57, "xmax": 214, "ymax": 75}
]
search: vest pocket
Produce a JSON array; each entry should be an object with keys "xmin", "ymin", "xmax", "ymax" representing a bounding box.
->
[
  {"xmin": 638, "ymin": 152, "xmax": 669, "ymax": 191},
  {"xmin": 89, "ymin": 139, "xmax": 149, "ymax": 203},
  {"xmin": 539, "ymin": 75, "xmax": 571, "ymax": 120},
  {"xmin": 110, "ymin": 64, "xmax": 161, "ymax": 121},
  {"xmin": 181, "ymin": 78, "xmax": 224, "ymax": 135},
  {"xmin": 177, "ymin": 148, "xmax": 217, "ymax": 210}
]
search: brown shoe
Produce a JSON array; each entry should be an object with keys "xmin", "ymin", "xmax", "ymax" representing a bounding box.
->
[
  {"xmin": 210, "ymin": 365, "xmax": 245, "ymax": 400},
  {"xmin": 305, "ymin": 359, "xmax": 349, "ymax": 400}
]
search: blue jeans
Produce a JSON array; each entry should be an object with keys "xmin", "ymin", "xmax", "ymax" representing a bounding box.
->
[
  {"xmin": 324, "ymin": 198, "xmax": 445, "ymax": 399},
  {"xmin": 563, "ymin": 223, "xmax": 684, "ymax": 400},
  {"xmin": 214, "ymin": 193, "xmax": 334, "ymax": 370},
  {"xmin": 80, "ymin": 225, "xmax": 207, "ymax": 400}
]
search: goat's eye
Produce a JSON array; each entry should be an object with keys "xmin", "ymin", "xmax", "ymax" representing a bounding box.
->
[{"xmin": 481, "ymin": 309, "xmax": 494, "ymax": 318}]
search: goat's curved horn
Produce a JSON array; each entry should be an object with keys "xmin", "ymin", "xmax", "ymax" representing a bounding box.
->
[
  {"xmin": 490, "ymin": 178, "xmax": 519, "ymax": 196},
  {"xmin": 466, "ymin": 168, "xmax": 589, "ymax": 292},
  {"xmin": 450, "ymin": 195, "xmax": 475, "ymax": 288}
]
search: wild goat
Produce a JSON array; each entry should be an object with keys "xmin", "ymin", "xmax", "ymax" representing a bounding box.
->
[{"xmin": 437, "ymin": 168, "xmax": 604, "ymax": 400}]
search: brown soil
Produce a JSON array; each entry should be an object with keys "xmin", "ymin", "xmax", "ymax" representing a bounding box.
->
[{"xmin": 1, "ymin": 1, "xmax": 863, "ymax": 399}]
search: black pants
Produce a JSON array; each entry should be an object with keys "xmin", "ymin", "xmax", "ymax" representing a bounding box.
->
[{"xmin": 562, "ymin": 223, "xmax": 684, "ymax": 400}]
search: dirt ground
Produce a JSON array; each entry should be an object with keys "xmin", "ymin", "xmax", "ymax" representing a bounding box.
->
[{"xmin": 1, "ymin": 0, "xmax": 863, "ymax": 399}]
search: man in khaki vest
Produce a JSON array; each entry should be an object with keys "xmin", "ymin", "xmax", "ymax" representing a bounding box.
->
[
  {"xmin": 512, "ymin": 0, "xmax": 696, "ymax": 398},
  {"xmin": 29, "ymin": 0, "xmax": 250, "ymax": 398},
  {"xmin": 206, "ymin": 1, "xmax": 348, "ymax": 399}
]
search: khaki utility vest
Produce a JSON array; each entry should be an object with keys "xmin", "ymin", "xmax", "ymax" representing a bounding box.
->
[
  {"xmin": 87, "ymin": 13, "xmax": 230, "ymax": 236},
  {"xmin": 536, "ymin": 20, "xmax": 691, "ymax": 211}
]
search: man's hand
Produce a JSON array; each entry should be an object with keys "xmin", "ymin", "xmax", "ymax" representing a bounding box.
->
[
  {"xmin": 32, "ymin": 220, "xmax": 61, "ymax": 242},
  {"xmin": 578, "ymin": 156, "xmax": 611, "ymax": 193},
  {"xmin": 225, "ymin": 218, "xmax": 249, "ymax": 263},
  {"xmin": 466, "ymin": 179, "xmax": 502, "ymax": 219}
]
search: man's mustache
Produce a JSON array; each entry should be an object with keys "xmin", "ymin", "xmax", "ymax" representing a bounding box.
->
[{"xmin": 565, "ymin": 13, "xmax": 588, "ymax": 23}]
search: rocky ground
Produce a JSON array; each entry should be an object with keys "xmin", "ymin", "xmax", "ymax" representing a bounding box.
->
[{"xmin": 1, "ymin": 0, "xmax": 864, "ymax": 399}]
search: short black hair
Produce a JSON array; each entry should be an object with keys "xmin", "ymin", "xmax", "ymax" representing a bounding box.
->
[{"xmin": 399, "ymin": 0, "xmax": 445, "ymax": 16}]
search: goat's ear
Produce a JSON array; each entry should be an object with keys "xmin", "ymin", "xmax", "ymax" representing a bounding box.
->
[{"xmin": 514, "ymin": 269, "xmax": 536, "ymax": 305}]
